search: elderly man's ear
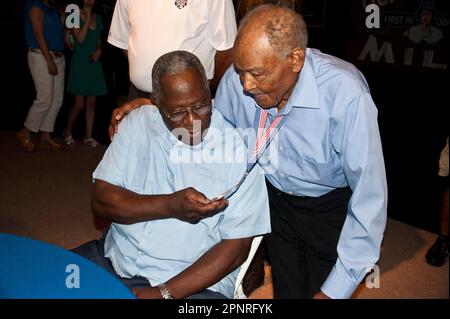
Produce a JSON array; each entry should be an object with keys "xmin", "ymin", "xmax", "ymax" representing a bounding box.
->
[{"xmin": 289, "ymin": 48, "xmax": 306, "ymax": 73}]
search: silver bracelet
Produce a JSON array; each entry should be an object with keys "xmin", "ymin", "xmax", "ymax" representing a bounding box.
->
[{"xmin": 158, "ymin": 283, "xmax": 174, "ymax": 299}]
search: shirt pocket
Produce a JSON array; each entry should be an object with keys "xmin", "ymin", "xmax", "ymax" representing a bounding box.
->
[
  {"xmin": 179, "ymin": 164, "xmax": 229, "ymax": 199},
  {"xmin": 298, "ymin": 154, "xmax": 346, "ymax": 188}
]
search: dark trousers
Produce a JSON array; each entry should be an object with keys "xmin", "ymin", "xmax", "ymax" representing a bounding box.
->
[
  {"xmin": 72, "ymin": 231, "xmax": 226, "ymax": 299},
  {"xmin": 265, "ymin": 180, "xmax": 352, "ymax": 299}
]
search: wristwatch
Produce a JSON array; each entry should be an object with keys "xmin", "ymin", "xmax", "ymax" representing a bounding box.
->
[{"xmin": 158, "ymin": 283, "xmax": 174, "ymax": 299}]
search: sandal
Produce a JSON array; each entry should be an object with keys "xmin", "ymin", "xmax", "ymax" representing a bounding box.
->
[
  {"xmin": 16, "ymin": 131, "xmax": 35, "ymax": 152},
  {"xmin": 83, "ymin": 137, "xmax": 99, "ymax": 148},
  {"xmin": 37, "ymin": 139, "xmax": 62, "ymax": 151},
  {"xmin": 64, "ymin": 135, "xmax": 76, "ymax": 146}
]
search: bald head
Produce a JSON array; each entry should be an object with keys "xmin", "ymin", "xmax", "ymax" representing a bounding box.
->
[{"xmin": 237, "ymin": 4, "xmax": 308, "ymax": 58}]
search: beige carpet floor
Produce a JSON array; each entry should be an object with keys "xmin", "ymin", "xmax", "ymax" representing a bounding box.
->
[{"xmin": 1, "ymin": 131, "xmax": 448, "ymax": 299}]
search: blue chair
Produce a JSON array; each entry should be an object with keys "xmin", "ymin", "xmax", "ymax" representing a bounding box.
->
[{"xmin": 0, "ymin": 232, "xmax": 135, "ymax": 299}]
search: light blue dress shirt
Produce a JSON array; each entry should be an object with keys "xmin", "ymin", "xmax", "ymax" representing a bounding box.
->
[
  {"xmin": 93, "ymin": 106, "xmax": 271, "ymax": 298},
  {"xmin": 215, "ymin": 48, "xmax": 388, "ymax": 298}
]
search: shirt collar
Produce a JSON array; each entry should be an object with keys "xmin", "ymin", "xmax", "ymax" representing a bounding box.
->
[
  {"xmin": 291, "ymin": 48, "xmax": 320, "ymax": 109},
  {"xmin": 264, "ymin": 48, "xmax": 320, "ymax": 117}
]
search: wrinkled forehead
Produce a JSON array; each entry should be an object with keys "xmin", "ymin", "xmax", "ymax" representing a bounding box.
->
[
  {"xmin": 235, "ymin": 20, "xmax": 266, "ymax": 47},
  {"xmin": 159, "ymin": 73, "xmax": 209, "ymax": 111},
  {"xmin": 234, "ymin": 35, "xmax": 279, "ymax": 70},
  {"xmin": 235, "ymin": 26, "xmax": 271, "ymax": 54},
  {"xmin": 160, "ymin": 70, "xmax": 206, "ymax": 96}
]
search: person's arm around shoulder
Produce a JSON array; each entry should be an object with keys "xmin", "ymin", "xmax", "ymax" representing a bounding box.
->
[{"xmin": 108, "ymin": 98, "xmax": 152, "ymax": 140}]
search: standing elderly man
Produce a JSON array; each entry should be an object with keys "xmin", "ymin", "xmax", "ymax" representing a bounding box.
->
[
  {"xmin": 217, "ymin": 4, "xmax": 387, "ymax": 299},
  {"xmin": 74, "ymin": 51, "xmax": 270, "ymax": 299},
  {"xmin": 110, "ymin": 5, "xmax": 387, "ymax": 299}
]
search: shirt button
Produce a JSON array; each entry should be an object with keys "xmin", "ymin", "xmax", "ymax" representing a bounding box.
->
[
  {"xmin": 280, "ymin": 172, "xmax": 286, "ymax": 178},
  {"xmin": 279, "ymin": 145, "xmax": 283, "ymax": 151}
]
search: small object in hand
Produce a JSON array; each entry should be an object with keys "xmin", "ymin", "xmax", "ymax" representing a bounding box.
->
[{"xmin": 211, "ymin": 172, "xmax": 249, "ymax": 201}]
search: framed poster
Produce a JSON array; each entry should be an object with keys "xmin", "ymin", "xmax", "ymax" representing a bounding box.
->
[{"xmin": 347, "ymin": 0, "xmax": 448, "ymax": 71}]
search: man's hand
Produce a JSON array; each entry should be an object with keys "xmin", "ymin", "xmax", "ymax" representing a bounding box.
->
[
  {"xmin": 313, "ymin": 291, "xmax": 331, "ymax": 299},
  {"xmin": 47, "ymin": 59, "xmax": 58, "ymax": 75},
  {"xmin": 109, "ymin": 98, "xmax": 151, "ymax": 141},
  {"xmin": 132, "ymin": 287, "xmax": 162, "ymax": 299},
  {"xmin": 167, "ymin": 187, "xmax": 228, "ymax": 223}
]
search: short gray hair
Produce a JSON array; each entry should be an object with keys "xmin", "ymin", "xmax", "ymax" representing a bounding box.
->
[
  {"xmin": 152, "ymin": 51, "xmax": 209, "ymax": 103},
  {"xmin": 239, "ymin": 4, "xmax": 308, "ymax": 57}
]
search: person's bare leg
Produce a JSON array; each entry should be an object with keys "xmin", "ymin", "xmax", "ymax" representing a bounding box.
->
[
  {"xmin": 64, "ymin": 95, "xmax": 85, "ymax": 138},
  {"xmin": 85, "ymin": 96, "xmax": 96, "ymax": 140},
  {"xmin": 440, "ymin": 188, "xmax": 449, "ymax": 236}
]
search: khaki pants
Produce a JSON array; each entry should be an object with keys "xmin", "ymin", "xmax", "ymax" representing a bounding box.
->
[{"xmin": 24, "ymin": 51, "xmax": 65, "ymax": 133}]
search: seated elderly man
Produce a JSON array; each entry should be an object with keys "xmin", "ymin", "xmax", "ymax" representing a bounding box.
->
[{"xmin": 73, "ymin": 51, "xmax": 270, "ymax": 299}]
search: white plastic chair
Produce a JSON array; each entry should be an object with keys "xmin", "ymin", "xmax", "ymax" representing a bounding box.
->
[{"xmin": 233, "ymin": 236, "xmax": 263, "ymax": 299}]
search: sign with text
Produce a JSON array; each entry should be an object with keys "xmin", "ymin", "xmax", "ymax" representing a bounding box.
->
[{"xmin": 348, "ymin": 0, "xmax": 448, "ymax": 71}]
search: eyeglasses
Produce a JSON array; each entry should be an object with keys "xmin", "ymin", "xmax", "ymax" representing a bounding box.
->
[{"xmin": 162, "ymin": 101, "xmax": 212, "ymax": 122}]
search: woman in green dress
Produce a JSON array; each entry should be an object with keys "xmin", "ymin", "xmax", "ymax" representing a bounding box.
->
[{"xmin": 64, "ymin": 0, "xmax": 107, "ymax": 147}]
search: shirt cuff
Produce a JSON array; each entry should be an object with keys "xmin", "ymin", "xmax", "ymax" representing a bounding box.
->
[{"xmin": 320, "ymin": 266, "xmax": 359, "ymax": 299}]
